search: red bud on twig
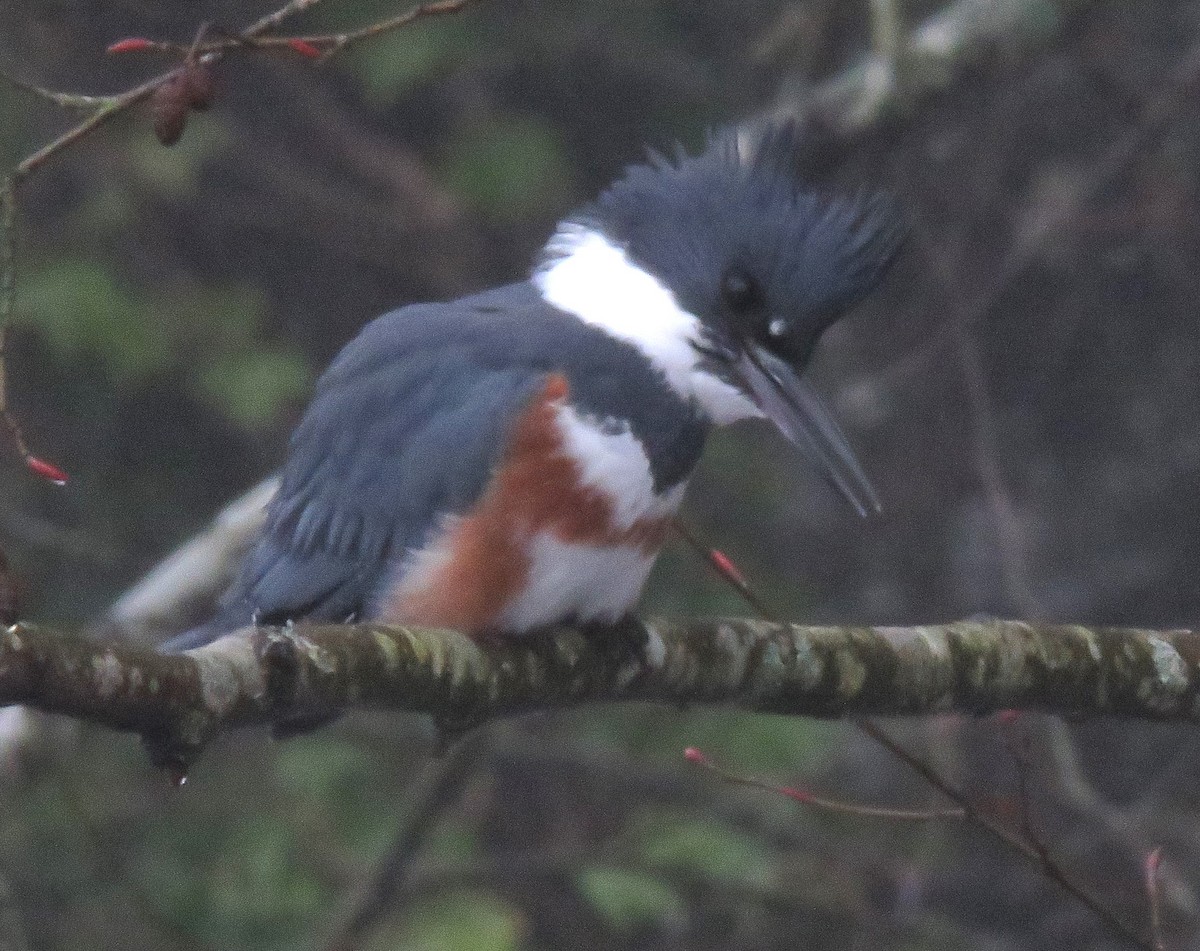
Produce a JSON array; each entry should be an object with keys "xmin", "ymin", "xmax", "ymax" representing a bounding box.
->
[
  {"xmin": 287, "ymin": 38, "xmax": 323, "ymax": 59},
  {"xmin": 683, "ymin": 746, "xmax": 711, "ymax": 766},
  {"xmin": 107, "ymin": 37, "xmax": 155, "ymax": 55},
  {"xmin": 709, "ymin": 548, "xmax": 748, "ymax": 588},
  {"xmin": 25, "ymin": 455, "xmax": 68, "ymax": 486},
  {"xmin": 685, "ymin": 744, "xmax": 963, "ymax": 821}
]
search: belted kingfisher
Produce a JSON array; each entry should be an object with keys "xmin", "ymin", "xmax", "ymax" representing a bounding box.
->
[{"xmin": 167, "ymin": 123, "xmax": 903, "ymax": 650}]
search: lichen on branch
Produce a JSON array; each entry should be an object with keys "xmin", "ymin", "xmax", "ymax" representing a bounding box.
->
[{"xmin": 1, "ymin": 618, "xmax": 1198, "ymax": 769}]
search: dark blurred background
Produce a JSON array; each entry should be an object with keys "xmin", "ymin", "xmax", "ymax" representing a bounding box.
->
[{"xmin": 3, "ymin": 0, "xmax": 1200, "ymax": 948}]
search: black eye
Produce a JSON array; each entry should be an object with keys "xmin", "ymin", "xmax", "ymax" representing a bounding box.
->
[{"xmin": 720, "ymin": 268, "xmax": 761, "ymax": 315}]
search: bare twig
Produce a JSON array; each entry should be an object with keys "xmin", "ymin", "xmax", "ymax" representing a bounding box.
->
[
  {"xmin": 677, "ymin": 494, "xmax": 1151, "ymax": 949},
  {"xmin": 318, "ymin": 730, "xmax": 487, "ymax": 951},
  {"xmin": 0, "ymin": 72, "xmax": 117, "ymax": 110},
  {"xmin": 685, "ymin": 745, "xmax": 964, "ymax": 822},
  {"xmin": 1005, "ymin": 726, "xmax": 1070, "ymax": 887},
  {"xmin": 873, "ymin": 26, "xmax": 1200, "ymax": 393},
  {"xmin": 785, "ymin": 0, "xmax": 1097, "ymax": 135},
  {"xmin": 914, "ymin": 225, "xmax": 1042, "ymax": 617},
  {"xmin": 857, "ymin": 719, "xmax": 1151, "ymax": 950},
  {"xmin": 97, "ymin": 0, "xmax": 472, "ymax": 62},
  {"xmin": 1145, "ymin": 847, "xmax": 1167, "ymax": 951},
  {"xmin": 671, "ymin": 519, "xmax": 779, "ymax": 622},
  {"xmin": 0, "ymin": 0, "xmax": 479, "ymax": 478}
]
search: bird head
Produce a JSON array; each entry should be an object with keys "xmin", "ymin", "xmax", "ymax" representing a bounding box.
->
[{"xmin": 535, "ymin": 123, "xmax": 906, "ymax": 516}]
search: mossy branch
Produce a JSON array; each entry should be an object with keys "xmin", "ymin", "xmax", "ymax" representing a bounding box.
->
[{"xmin": 2, "ymin": 618, "xmax": 1197, "ymax": 770}]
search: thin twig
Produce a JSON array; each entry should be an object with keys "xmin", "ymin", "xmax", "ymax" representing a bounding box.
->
[
  {"xmin": 1145, "ymin": 847, "xmax": 1167, "ymax": 951},
  {"xmin": 678, "ymin": 503, "xmax": 1153, "ymax": 949},
  {"xmin": 686, "ymin": 746, "xmax": 964, "ymax": 822},
  {"xmin": 243, "ymin": 0, "xmax": 336, "ymax": 38},
  {"xmin": 954, "ymin": 323, "xmax": 1042, "ymax": 617},
  {"xmin": 857, "ymin": 719, "xmax": 1152, "ymax": 950},
  {"xmin": 1006, "ymin": 727, "xmax": 1064, "ymax": 883},
  {"xmin": 671, "ymin": 518, "xmax": 779, "ymax": 622},
  {"xmin": 0, "ymin": 72, "xmax": 117, "ymax": 110},
  {"xmin": 94, "ymin": 0, "xmax": 472, "ymax": 61},
  {"xmin": 873, "ymin": 27, "xmax": 1200, "ymax": 393},
  {"xmin": 914, "ymin": 224, "xmax": 1041, "ymax": 617},
  {"xmin": 318, "ymin": 730, "xmax": 487, "ymax": 951},
  {"xmin": 0, "ymin": 0, "xmax": 479, "ymax": 475},
  {"xmin": 317, "ymin": 0, "xmax": 472, "ymax": 57}
]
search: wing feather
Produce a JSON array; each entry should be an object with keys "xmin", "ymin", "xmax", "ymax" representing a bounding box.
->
[{"xmin": 207, "ymin": 295, "xmax": 549, "ymax": 632}]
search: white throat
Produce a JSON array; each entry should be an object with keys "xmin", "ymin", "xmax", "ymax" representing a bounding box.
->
[{"xmin": 533, "ymin": 224, "xmax": 761, "ymax": 425}]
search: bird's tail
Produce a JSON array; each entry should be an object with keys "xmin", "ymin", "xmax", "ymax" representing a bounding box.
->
[{"xmin": 158, "ymin": 613, "xmax": 241, "ymax": 653}]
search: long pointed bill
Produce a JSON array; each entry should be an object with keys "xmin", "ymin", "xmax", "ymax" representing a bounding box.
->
[{"xmin": 736, "ymin": 345, "xmax": 882, "ymax": 517}]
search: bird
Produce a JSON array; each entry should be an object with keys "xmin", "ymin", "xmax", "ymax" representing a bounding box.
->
[{"xmin": 165, "ymin": 123, "xmax": 904, "ymax": 652}]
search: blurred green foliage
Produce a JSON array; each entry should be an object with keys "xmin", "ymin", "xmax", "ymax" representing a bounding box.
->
[
  {"xmin": 348, "ymin": 19, "xmax": 479, "ymax": 104},
  {"xmin": 0, "ymin": 0, "xmax": 1098, "ymax": 948},
  {"xmin": 632, "ymin": 810, "xmax": 779, "ymax": 887},
  {"xmin": 440, "ymin": 116, "xmax": 575, "ymax": 223},
  {"xmin": 19, "ymin": 258, "xmax": 309, "ymax": 427},
  {"xmin": 576, "ymin": 867, "xmax": 684, "ymax": 930},
  {"xmin": 21, "ymin": 259, "xmax": 177, "ymax": 378},
  {"xmin": 197, "ymin": 349, "xmax": 310, "ymax": 428},
  {"xmin": 386, "ymin": 890, "xmax": 523, "ymax": 951}
]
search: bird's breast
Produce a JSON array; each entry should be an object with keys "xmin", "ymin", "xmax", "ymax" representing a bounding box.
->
[{"xmin": 380, "ymin": 374, "xmax": 686, "ymax": 636}]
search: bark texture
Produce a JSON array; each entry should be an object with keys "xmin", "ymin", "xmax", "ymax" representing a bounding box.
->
[{"xmin": 1, "ymin": 618, "xmax": 1198, "ymax": 768}]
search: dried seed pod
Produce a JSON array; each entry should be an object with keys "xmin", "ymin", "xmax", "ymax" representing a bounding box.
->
[
  {"xmin": 151, "ymin": 73, "xmax": 191, "ymax": 146},
  {"xmin": 183, "ymin": 63, "xmax": 216, "ymax": 111}
]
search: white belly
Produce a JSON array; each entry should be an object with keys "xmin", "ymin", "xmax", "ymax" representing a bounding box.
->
[{"xmin": 495, "ymin": 532, "xmax": 657, "ymax": 630}]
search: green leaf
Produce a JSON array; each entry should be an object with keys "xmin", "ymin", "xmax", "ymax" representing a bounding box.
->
[
  {"xmin": 631, "ymin": 811, "xmax": 777, "ymax": 887},
  {"xmin": 195, "ymin": 348, "xmax": 311, "ymax": 427},
  {"xmin": 441, "ymin": 116, "xmax": 574, "ymax": 222},
  {"xmin": 388, "ymin": 891, "xmax": 523, "ymax": 951},
  {"xmin": 20, "ymin": 258, "xmax": 174, "ymax": 377},
  {"xmin": 349, "ymin": 21, "xmax": 475, "ymax": 104},
  {"xmin": 576, "ymin": 866, "xmax": 683, "ymax": 931}
]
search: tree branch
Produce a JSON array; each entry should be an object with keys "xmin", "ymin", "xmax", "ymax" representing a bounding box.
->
[
  {"xmin": 0, "ymin": 0, "xmax": 478, "ymax": 479},
  {"xmin": 3, "ymin": 618, "xmax": 1198, "ymax": 770}
]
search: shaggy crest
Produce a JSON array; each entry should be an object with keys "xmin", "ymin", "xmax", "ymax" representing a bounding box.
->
[{"xmin": 558, "ymin": 122, "xmax": 906, "ymax": 362}]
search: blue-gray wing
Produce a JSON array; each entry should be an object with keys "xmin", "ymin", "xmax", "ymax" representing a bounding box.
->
[{"xmin": 167, "ymin": 293, "xmax": 550, "ymax": 649}]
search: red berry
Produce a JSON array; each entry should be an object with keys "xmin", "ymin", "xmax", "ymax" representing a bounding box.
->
[{"xmin": 183, "ymin": 63, "xmax": 216, "ymax": 111}]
